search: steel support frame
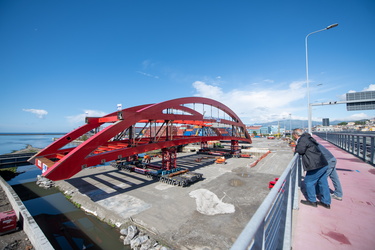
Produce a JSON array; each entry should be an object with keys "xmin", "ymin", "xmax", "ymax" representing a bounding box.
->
[
  {"xmin": 162, "ymin": 147, "xmax": 177, "ymax": 170},
  {"xmin": 29, "ymin": 97, "xmax": 252, "ymax": 181},
  {"xmin": 230, "ymin": 140, "xmax": 240, "ymax": 155}
]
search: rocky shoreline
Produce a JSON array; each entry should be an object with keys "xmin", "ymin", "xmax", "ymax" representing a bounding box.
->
[{"xmin": 8, "ymin": 144, "xmax": 41, "ymax": 154}]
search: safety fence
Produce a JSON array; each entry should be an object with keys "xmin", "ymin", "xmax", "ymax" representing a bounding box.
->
[
  {"xmin": 231, "ymin": 154, "xmax": 301, "ymax": 250},
  {"xmin": 314, "ymin": 132, "xmax": 375, "ymax": 166}
]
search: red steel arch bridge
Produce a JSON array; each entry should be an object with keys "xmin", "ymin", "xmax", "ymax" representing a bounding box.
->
[{"xmin": 29, "ymin": 97, "xmax": 251, "ymax": 181}]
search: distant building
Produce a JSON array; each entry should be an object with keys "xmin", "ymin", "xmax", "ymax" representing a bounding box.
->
[
  {"xmin": 246, "ymin": 125, "xmax": 262, "ymax": 135},
  {"xmin": 270, "ymin": 125, "xmax": 279, "ymax": 134},
  {"xmin": 315, "ymin": 126, "xmax": 334, "ymax": 132},
  {"xmin": 260, "ymin": 126, "xmax": 270, "ymax": 135},
  {"xmin": 322, "ymin": 118, "xmax": 329, "ymax": 126}
]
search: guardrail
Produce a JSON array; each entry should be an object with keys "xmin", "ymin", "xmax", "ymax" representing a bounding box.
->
[
  {"xmin": 231, "ymin": 154, "xmax": 301, "ymax": 249},
  {"xmin": 314, "ymin": 132, "xmax": 375, "ymax": 166},
  {"xmin": 0, "ymin": 153, "xmax": 35, "ymax": 168}
]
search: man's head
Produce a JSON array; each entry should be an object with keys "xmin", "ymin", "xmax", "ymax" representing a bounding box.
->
[{"xmin": 292, "ymin": 128, "xmax": 304, "ymax": 140}]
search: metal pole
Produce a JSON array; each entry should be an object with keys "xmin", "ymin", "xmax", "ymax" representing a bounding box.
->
[
  {"xmin": 305, "ymin": 23, "xmax": 338, "ymax": 134},
  {"xmin": 289, "ymin": 113, "xmax": 292, "ymax": 138}
]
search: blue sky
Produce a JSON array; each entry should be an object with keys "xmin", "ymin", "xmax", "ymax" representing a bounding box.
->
[{"xmin": 1, "ymin": 0, "xmax": 374, "ymax": 132}]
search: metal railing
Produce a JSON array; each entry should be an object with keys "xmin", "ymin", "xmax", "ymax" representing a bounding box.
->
[
  {"xmin": 314, "ymin": 132, "xmax": 375, "ymax": 166},
  {"xmin": 231, "ymin": 154, "xmax": 301, "ymax": 250},
  {"xmin": 0, "ymin": 152, "xmax": 35, "ymax": 168}
]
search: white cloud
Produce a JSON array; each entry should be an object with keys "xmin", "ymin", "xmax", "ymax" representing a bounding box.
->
[
  {"xmin": 363, "ymin": 84, "xmax": 375, "ymax": 91},
  {"xmin": 66, "ymin": 110, "xmax": 107, "ymax": 124},
  {"xmin": 136, "ymin": 71, "xmax": 159, "ymax": 79},
  {"xmin": 142, "ymin": 59, "xmax": 156, "ymax": 69},
  {"xmin": 191, "ymin": 81, "xmax": 375, "ymax": 125},
  {"xmin": 22, "ymin": 109, "xmax": 48, "ymax": 119},
  {"xmin": 341, "ymin": 113, "xmax": 371, "ymax": 121},
  {"xmin": 347, "ymin": 84, "xmax": 375, "ymax": 93},
  {"xmin": 338, "ymin": 94, "xmax": 347, "ymax": 101},
  {"xmin": 193, "ymin": 81, "xmax": 223, "ymax": 99},
  {"xmin": 192, "ymin": 80, "xmax": 306, "ymax": 124},
  {"xmin": 264, "ymin": 79, "xmax": 275, "ymax": 84},
  {"xmin": 338, "ymin": 84, "xmax": 375, "ymax": 101},
  {"xmin": 289, "ymin": 81, "xmax": 305, "ymax": 90}
]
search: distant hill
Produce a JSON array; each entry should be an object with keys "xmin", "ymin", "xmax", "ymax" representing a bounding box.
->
[{"xmin": 250, "ymin": 119, "xmax": 360, "ymax": 129}]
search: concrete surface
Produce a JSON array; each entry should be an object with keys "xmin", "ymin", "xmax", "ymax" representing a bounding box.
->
[{"xmin": 54, "ymin": 137, "xmax": 294, "ymax": 249}]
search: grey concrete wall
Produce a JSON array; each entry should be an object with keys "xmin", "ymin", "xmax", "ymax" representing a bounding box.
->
[{"xmin": 0, "ymin": 176, "xmax": 54, "ymax": 250}]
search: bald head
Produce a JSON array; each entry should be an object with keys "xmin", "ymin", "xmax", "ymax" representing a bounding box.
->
[
  {"xmin": 293, "ymin": 128, "xmax": 303, "ymax": 136},
  {"xmin": 292, "ymin": 128, "xmax": 304, "ymax": 140}
]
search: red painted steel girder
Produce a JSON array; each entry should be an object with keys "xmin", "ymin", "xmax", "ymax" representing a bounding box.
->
[{"xmin": 28, "ymin": 97, "xmax": 251, "ymax": 181}]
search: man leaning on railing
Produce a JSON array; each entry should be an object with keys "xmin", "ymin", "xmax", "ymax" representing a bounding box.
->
[{"xmin": 292, "ymin": 128, "xmax": 331, "ymax": 209}]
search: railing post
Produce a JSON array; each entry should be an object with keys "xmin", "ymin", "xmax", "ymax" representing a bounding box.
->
[
  {"xmin": 283, "ymin": 172, "xmax": 293, "ymax": 250},
  {"xmin": 347, "ymin": 134, "xmax": 350, "ymax": 152},
  {"xmin": 293, "ymin": 156, "xmax": 300, "ymax": 210},
  {"xmin": 363, "ymin": 136, "xmax": 367, "ymax": 161},
  {"xmin": 356, "ymin": 135, "xmax": 361, "ymax": 157},
  {"xmin": 371, "ymin": 137, "xmax": 375, "ymax": 165},
  {"xmin": 351, "ymin": 135, "xmax": 355, "ymax": 154}
]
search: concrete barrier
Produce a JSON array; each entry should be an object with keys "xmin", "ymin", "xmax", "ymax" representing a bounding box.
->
[{"xmin": 0, "ymin": 176, "xmax": 54, "ymax": 250}]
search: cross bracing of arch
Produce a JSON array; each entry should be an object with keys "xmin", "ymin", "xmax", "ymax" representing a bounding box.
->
[{"xmin": 29, "ymin": 97, "xmax": 251, "ymax": 181}]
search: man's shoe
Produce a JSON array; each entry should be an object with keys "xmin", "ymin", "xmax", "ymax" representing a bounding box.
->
[
  {"xmin": 331, "ymin": 194, "xmax": 342, "ymax": 201},
  {"xmin": 300, "ymin": 200, "xmax": 317, "ymax": 207},
  {"xmin": 317, "ymin": 201, "xmax": 331, "ymax": 209}
]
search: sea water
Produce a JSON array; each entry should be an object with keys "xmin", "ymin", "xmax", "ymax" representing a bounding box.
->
[{"xmin": 0, "ymin": 133, "xmax": 64, "ymax": 155}]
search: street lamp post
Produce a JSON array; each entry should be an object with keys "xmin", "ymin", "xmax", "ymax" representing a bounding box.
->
[
  {"xmin": 305, "ymin": 23, "xmax": 338, "ymax": 134},
  {"xmin": 289, "ymin": 113, "xmax": 292, "ymax": 137}
]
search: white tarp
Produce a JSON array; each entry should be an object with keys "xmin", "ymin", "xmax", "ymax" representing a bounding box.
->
[{"xmin": 189, "ymin": 189, "xmax": 235, "ymax": 215}]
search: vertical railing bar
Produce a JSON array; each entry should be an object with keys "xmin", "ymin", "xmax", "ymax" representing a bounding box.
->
[
  {"xmin": 358, "ymin": 135, "xmax": 360, "ymax": 156},
  {"xmin": 364, "ymin": 136, "xmax": 368, "ymax": 162},
  {"xmin": 371, "ymin": 137, "xmax": 375, "ymax": 165},
  {"xmin": 351, "ymin": 135, "xmax": 355, "ymax": 154},
  {"xmin": 283, "ymin": 172, "xmax": 293, "ymax": 250}
]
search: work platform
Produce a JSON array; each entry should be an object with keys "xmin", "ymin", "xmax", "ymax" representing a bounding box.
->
[{"xmin": 292, "ymin": 135, "xmax": 375, "ymax": 250}]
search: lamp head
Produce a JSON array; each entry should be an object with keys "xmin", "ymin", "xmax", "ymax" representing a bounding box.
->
[{"xmin": 326, "ymin": 23, "xmax": 339, "ymax": 29}]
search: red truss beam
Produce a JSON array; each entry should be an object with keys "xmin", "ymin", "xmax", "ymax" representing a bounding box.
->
[{"xmin": 28, "ymin": 97, "xmax": 251, "ymax": 181}]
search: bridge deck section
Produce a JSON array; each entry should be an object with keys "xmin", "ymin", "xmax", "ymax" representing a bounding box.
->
[{"xmin": 292, "ymin": 135, "xmax": 375, "ymax": 250}]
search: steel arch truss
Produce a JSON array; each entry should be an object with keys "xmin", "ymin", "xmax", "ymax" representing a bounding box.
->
[{"xmin": 29, "ymin": 97, "xmax": 251, "ymax": 180}]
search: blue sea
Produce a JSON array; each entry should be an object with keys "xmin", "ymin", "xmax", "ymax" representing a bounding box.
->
[{"xmin": 0, "ymin": 133, "xmax": 65, "ymax": 155}]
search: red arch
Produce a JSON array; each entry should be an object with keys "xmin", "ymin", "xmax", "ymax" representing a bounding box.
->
[{"xmin": 29, "ymin": 97, "xmax": 251, "ymax": 180}]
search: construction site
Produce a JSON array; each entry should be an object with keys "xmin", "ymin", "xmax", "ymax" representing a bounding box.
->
[
  {"xmin": 17, "ymin": 97, "xmax": 294, "ymax": 249},
  {"xmin": 52, "ymin": 137, "xmax": 294, "ymax": 249}
]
